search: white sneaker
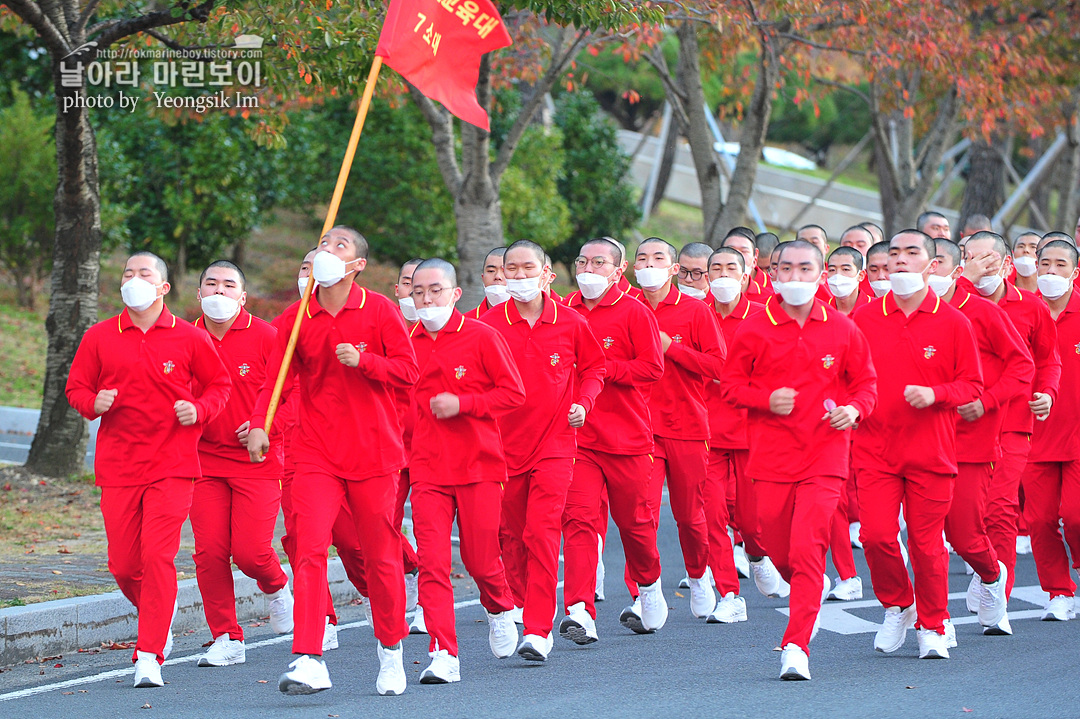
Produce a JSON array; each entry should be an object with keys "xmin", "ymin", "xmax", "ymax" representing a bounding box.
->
[
  {"xmin": 964, "ymin": 561, "xmax": 974, "ymax": 576},
  {"xmin": 359, "ymin": 595, "xmax": 374, "ymax": 628},
  {"xmin": 678, "ymin": 575, "xmax": 690, "ymax": 589},
  {"xmin": 198, "ymin": 634, "xmax": 246, "ymax": 667},
  {"xmin": 517, "ymin": 633, "xmax": 550, "ymax": 662},
  {"xmin": 619, "ymin": 598, "xmax": 649, "ymax": 634},
  {"xmin": 376, "ymin": 643, "xmax": 406, "ymax": 696},
  {"xmin": 404, "ymin": 572, "xmax": 419, "ymax": 613},
  {"xmin": 1016, "ymin": 535, "xmax": 1032, "ymax": 555},
  {"xmin": 978, "ymin": 561, "xmax": 1008, "ymax": 628},
  {"xmin": 943, "ymin": 618, "xmax": 957, "ymax": 648},
  {"xmin": 419, "ymin": 649, "xmax": 460, "ymax": 684},
  {"xmin": 322, "ymin": 620, "xmax": 339, "ymax": 651},
  {"xmin": 638, "ymin": 579, "xmax": 668, "ymax": 631},
  {"xmin": 487, "ymin": 610, "xmax": 518, "ymax": 658},
  {"xmin": 965, "ymin": 573, "xmax": 984, "ymax": 614},
  {"xmin": 133, "ymin": 651, "xmax": 163, "ymax": 688},
  {"xmin": 917, "ymin": 628, "xmax": 950, "ymax": 659},
  {"xmin": 560, "ymin": 602, "xmax": 598, "ymax": 645},
  {"xmin": 278, "ymin": 654, "xmax": 332, "ymax": 694},
  {"xmin": 750, "ymin": 557, "xmax": 790, "ymax": 598},
  {"xmin": 268, "ymin": 583, "xmax": 294, "ymax": 635},
  {"xmin": 732, "ymin": 544, "xmax": 751, "ymax": 579},
  {"xmin": 849, "ymin": 522, "xmax": 863, "ymax": 549},
  {"xmin": 1042, "ymin": 595, "xmax": 1076, "ymax": 621},
  {"xmin": 688, "ymin": 573, "xmax": 717, "ymax": 618},
  {"xmin": 983, "ymin": 611, "xmax": 1013, "ymax": 636},
  {"xmin": 595, "ymin": 534, "xmax": 606, "ymax": 602},
  {"xmin": 163, "ymin": 599, "xmax": 178, "ymax": 660},
  {"xmin": 508, "ymin": 605, "xmax": 524, "ymax": 624},
  {"xmin": 409, "ymin": 605, "xmax": 428, "ymax": 634},
  {"xmin": 874, "ymin": 605, "xmax": 917, "ymax": 653},
  {"xmin": 779, "ymin": 643, "xmax": 810, "ymax": 680},
  {"xmin": 706, "ymin": 593, "xmax": 747, "ymax": 624},
  {"xmin": 827, "ymin": 576, "xmax": 863, "ymax": 601}
]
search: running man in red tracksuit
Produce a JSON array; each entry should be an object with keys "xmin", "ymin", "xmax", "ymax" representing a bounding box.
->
[
  {"xmin": 1023, "ymin": 240, "xmax": 1080, "ymax": 622},
  {"xmin": 480, "ymin": 241, "xmax": 606, "ymax": 660},
  {"xmin": 633, "ymin": 237, "xmax": 727, "ymax": 620},
  {"xmin": 408, "ymin": 258, "xmax": 526, "ymax": 683},
  {"xmin": 191, "ymin": 261, "xmax": 293, "ymax": 669},
  {"xmin": 561, "ymin": 238, "xmax": 669, "ymax": 636},
  {"xmin": 704, "ymin": 247, "xmax": 767, "ymax": 622},
  {"xmin": 850, "ymin": 230, "xmax": 983, "ymax": 660},
  {"xmin": 469, "ymin": 247, "xmax": 510, "ymax": 318},
  {"xmin": 721, "ymin": 240, "xmax": 877, "ymax": 681},
  {"xmin": 66, "ymin": 252, "xmax": 230, "ymax": 689},
  {"xmin": 929, "ymin": 239, "xmax": 1033, "ymax": 635},
  {"xmin": 247, "ymin": 226, "xmax": 418, "ymax": 696}
]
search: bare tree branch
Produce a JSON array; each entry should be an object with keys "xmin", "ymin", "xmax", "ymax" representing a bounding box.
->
[
  {"xmin": 91, "ymin": 0, "xmax": 218, "ymax": 53},
  {"xmin": 811, "ymin": 76, "xmax": 871, "ymax": 105},
  {"xmin": 77, "ymin": 0, "xmax": 104, "ymax": 33},
  {"xmin": 779, "ymin": 32, "xmax": 864, "ymax": 55},
  {"xmin": 85, "ymin": 18, "xmax": 120, "ymax": 37},
  {"xmin": 642, "ymin": 45, "xmax": 692, "ymax": 131},
  {"xmin": 407, "ymin": 84, "xmax": 463, "ymax": 197},
  {"xmin": 5, "ymin": 0, "xmax": 71, "ymax": 56},
  {"xmin": 144, "ymin": 28, "xmax": 224, "ymax": 56}
]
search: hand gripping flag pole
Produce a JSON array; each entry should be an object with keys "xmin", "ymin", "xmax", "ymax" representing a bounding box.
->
[{"xmin": 256, "ymin": 0, "xmax": 512, "ymax": 448}]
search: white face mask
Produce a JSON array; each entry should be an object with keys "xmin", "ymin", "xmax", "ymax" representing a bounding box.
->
[
  {"xmin": 677, "ymin": 283, "xmax": 707, "ymax": 300},
  {"xmin": 973, "ymin": 272, "xmax": 1004, "ymax": 297},
  {"xmin": 777, "ymin": 280, "xmax": 818, "ymax": 307},
  {"xmin": 927, "ymin": 275, "xmax": 955, "ymax": 297},
  {"xmin": 634, "ymin": 266, "xmax": 670, "ymax": 291},
  {"xmin": 506, "ymin": 276, "xmax": 542, "ymax": 303},
  {"xmin": 771, "ymin": 279, "xmax": 786, "ymax": 295},
  {"xmin": 709, "ymin": 277, "xmax": 742, "ymax": 304},
  {"xmin": 417, "ymin": 305, "xmax": 454, "ymax": 332},
  {"xmin": 889, "ymin": 272, "xmax": 925, "ymax": 298},
  {"xmin": 869, "ymin": 279, "xmax": 892, "ymax": 297},
  {"xmin": 121, "ymin": 277, "xmax": 160, "ymax": 312},
  {"xmin": 1037, "ymin": 273, "xmax": 1072, "ymax": 299},
  {"xmin": 1013, "ymin": 256, "xmax": 1037, "ymax": 277},
  {"xmin": 312, "ymin": 251, "xmax": 353, "ymax": 288},
  {"xmin": 297, "ymin": 276, "xmax": 310, "ymax": 298},
  {"xmin": 398, "ymin": 296, "xmax": 418, "ymax": 322},
  {"xmin": 827, "ymin": 275, "xmax": 859, "ymax": 299},
  {"xmin": 200, "ymin": 294, "xmax": 240, "ymax": 322},
  {"xmin": 576, "ymin": 272, "xmax": 611, "ymax": 300},
  {"xmin": 484, "ymin": 284, "xmax": 511, "ymax": 306}
]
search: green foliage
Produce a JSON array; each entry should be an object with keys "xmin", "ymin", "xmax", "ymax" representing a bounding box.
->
[
  {"xmin": 501, "ymin": 126, "xmax": 572, "ymax": 250},
  {"xmin": 769, "ymin": 78, "xmax": 872, "ymax": 151},
  {"xmin": 551, "ymin": 91, "xmax": 639, "ymax": 263},
  {"xmin": 0, "ymin": 85, "xmax": 55, "ymax": 309}
]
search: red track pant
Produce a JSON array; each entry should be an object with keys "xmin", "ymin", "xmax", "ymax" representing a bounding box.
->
[
  {"xmin": 845, "ymin": 469, "xmax": 860, "ymax": 523},
  {"xmin": 858, "ymin": 468, "xmax": 954, "ymax": 634},
  {"xmin": 396, "ymin": 469, "xmax": 420, "ymax": 574},
  {"xmin": 563, "ymin": 448, "xmax": 661, "ymax": 617},
  {"xmin": 755, "ymin": 476, "xmax": 841, "ymax": 654},
  {"xmin": 944, "ymin": 462, "xmax": 1000, "ymax": 582},
  {"xmin": 1021, "ymin": 460, "xmax": 1080, "ymax": 598},
  {"xmin": 986, "ymin": 432, "xmax": 1031, "ymax": 597},
  {"xmin": 100, "ymin": 478, "xmax": 193, "ymax": 664},
  {"xmin": 829, "ymin": 483, "xmax": 858, "ymax": 580},
  {"xmin": 501, "ymin": 458, "xmax": 574, "ymax": 637},
  {"xmin": 647, "ymin": 436, "xmax": 710, "ymax": 579},
  {"xmin": 734, "ymin": 457, "xmax": 768, "ymax": 558},
  {"xmin": 191, "ymin": 476, "xmax": 287, "ymax": 641},
  {"xmin": 290, "ymin": 468, "xmax": 407, "ymax": 654},
  {"xmin": 412, "ymin": 481, "xmax": 514, "ymax": 656},
  {"xmin": 704, "ymin": 448, "xmax": 744, "ymax": 596}
]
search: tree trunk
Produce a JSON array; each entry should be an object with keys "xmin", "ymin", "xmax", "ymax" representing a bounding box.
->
[
  {"xmin": 873, "ymin": 135, "xmax": 901, "ymax": 236},
  {"xmin": 1055, "ymin": 109, "xmax": 1080, "ymax": 232},
  {"xmin": 649, "ymin": 120, "xmax": 679, "ymax": 214},
  {"xmin": 232, "ymin": 233, "xmax": 247, "ymax": 268},
  {"xmin": 25, "ymin": 60, "xmax": 102, "ymax": 478},
  {"xmin": 958, "ymin": 138, "xmax": 1006, "ymax": 234}
]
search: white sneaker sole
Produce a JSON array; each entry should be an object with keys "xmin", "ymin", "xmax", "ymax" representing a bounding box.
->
[
  {"xmin": 419, "ymin": 671, "xmax": 459, "ymax": 684},
  {"xmin": 706, "ymin": 612, "xmax": 747, "ymax": 624},
  {"xmin": 780, "ymin": 667, "xmax": 810, "ymax": 681},
  {"xmin": 564, "ymin": 621, "xmax": 598, "ymax": 646},
  {"xmin": 517, "ymin": 643, "xmax": 547, "ymax": 662},
  {"xmin": 278, "ymin": 676, "xmax": 330, "ymax": 695},
  {"xmin": 197, "ymin": 655, "xmax": 245, "ymax": 667}
]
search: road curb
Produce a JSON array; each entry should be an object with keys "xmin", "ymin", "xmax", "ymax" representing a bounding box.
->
[{"xmin": 0, "ymin": 558, "xmax": 358, "ymax": 667}]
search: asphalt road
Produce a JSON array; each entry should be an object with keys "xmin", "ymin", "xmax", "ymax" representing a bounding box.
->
[{"xmin": 0, "ymin": 504, "xmax": 1076, "ymax": 719}]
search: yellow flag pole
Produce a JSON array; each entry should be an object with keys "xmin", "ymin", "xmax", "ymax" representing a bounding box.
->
[{"xmin": 259, "ymin": 56, "xmax": 385, "ymax": 445}]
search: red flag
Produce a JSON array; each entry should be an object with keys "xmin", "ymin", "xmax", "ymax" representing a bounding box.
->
[{"xmin": 376, "ymin": 0, "xmax": 512, "ymax": 131}]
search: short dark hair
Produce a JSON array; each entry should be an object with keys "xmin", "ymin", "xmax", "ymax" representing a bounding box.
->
[
  {"xmin": 840, "ymin": 225, "xmax": 874, "ymax": 245},
  {"xmin": 828, "ymin": 246, "xmax": 864, "ymax": 271},
  {"xmin": 1038, "ymin": 240, "xmax": 1079, "ymax": 269},
  {"xmin": 755, "ymin": 232, "xmax": 779, "ymax": 256},
  {"xmin": 916, "ymin": 211, "xmax": 948, "ymax": 234},
  {"xmin": 505, "ymin": 239, "xmax": 547, "ymax": 265},
  {"xmin": 966, "ymin": 230, "xmax": 1010, "ymax": 258},
  {"xmin": 771, "ymin": 240, "xmax": 792, "ymax": 259},
  {"xmin": 962, "ymin": 214, "xmax": 993, "ymax": 235},
  {"xmin": 934, "ymin": 238, "xmax": 962, "ymax": 270},
  {"xmin": 485, "ymin": 246, "xmax": 508, "ymax": 262},
  {"xmin": 1011, "ymin": 232, "xmax": 1040, "ymax": 251},
  {"xmin": 866, "ymin": 240, "xmax": 890, "ymax": 260},
  {"xmin": 130, "ymin": 251, "xmax": 169, "ymax": 283},
  {"xmin": 413, "ymin": 258, "xmax": 458, "ymax": 287},
  {"xmin": 710, "ymin": 246, "xmax": 745, "ymax": 273},
  {"xmin": 399, "ymin": 258, "xmax": 424, "ymax": 281},
  {"xmin": 638, "ymin": 237, "xmax": 678, "ymax": 264},
  {"xmin": 1041, "ymin": 231, "xmax": 1077, "ymax": 248},
  {"xmin": 199, "ymin": 259, "xmax": 246, "ymax": 290},
  {"xmin": 328, "ymin": 225, "xmax": 369, "ymax": 260},
  {"xmin": 797, "ymin": 224, "xmax": 828, "ymax": 243},
  {"xmin": 778, "ymin": 239, "xmax": 824, "ymax": 272},
  {"xmin": 581, "ymin": 237, "xmax": 622, "ymax": 265},
  {"xmin": 890, "ymin": 229, "xmax": 937, "ymax": 260},
  {"xmin": 679, "ymin": 242, "xmax": 714, "ymax": 262},
  {"xmin": 724, "ymin": 226, "xmax": 756, "ymax": 242}
]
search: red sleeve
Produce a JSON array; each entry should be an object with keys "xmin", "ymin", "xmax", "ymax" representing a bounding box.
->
[
  {"xmin": 189, "ymin": 329, "xmax": 232, "ymax": 425},
  {"xmin": 457, "ymin": 329, "xmax": 527, "ymax": 418},
  {"xmin": 981, "ymin": 311, "xmax": 1036, "ymax": 411},
  {"xmin": 354, "ymin": 302, "xmax": 420, "ymax": 389},
  {"xmin": 663, "ymin": 306, "xmax": 726, "ymax": 380},
  {"xmin": 718, "ymin": 327, "xmax": 773, "ymax": 411},
  {"xmin": 1030, "ymin": 304, "xmax": 1062, "ymax": 401},
  {"xmin": 65, "ymin": 329, "xmax": 103, "ymax": 420},
  {"xmin": 573, "ymin": 321, "xmax": 607, "ymax": 414},
  {"xmin": 930, "ymin": 316, "xmax": 984, "ymax": 409},
  {"xmin": 840, "ymin": 322, "xmax": 877, "ymax": 422},
  {"xmin": 250, "ymin": 310, "xmax": 300, "ymax": 431},
  {"xmin": 605, "ymin": 307, "xmax": 664, "ymax": 386}
]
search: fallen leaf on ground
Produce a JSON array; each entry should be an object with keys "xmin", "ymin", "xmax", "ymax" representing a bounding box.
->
[
  {"xmin": 674, "ymin": 592, "xmax": 685, "ymax": 598},
  {"xmin": 78, "ymin": 690, "xmax": 87, "ymax": 693},
  {"xmin": 54, "ymin": 663, "xmax": 63, "ymax": 668},
  {"xmin": 62, "ymin": 692, "xmax": 73, "ymax": 695},
  {"xmin": 42, "ymin": 655, "xmax": 61, "ymax": 661},
  {"xmin": 141, "ymin": 703, "xmax": 151, "ymax": 709},
  {"xmin": 257, "ymin": 680, "xmax": 268, "ymax": 684},
  {"xmin": 51, "ymin": 570, "xmax": 62, "ymax": 575},
  {"xmin": 452, "ymin": 573, "xmax": 465, "ymax": 579},
  {"xmin": 906, "ymin": 686, "xmax": 917, "ymax": 689},
  {"xmin": 962, "ymin": 710, "xmax": 972, "ymax": 714},
  {"xmin": 104, "ymin": 641, "xmax": 136, "ymax": 650},
  {"xmin": 202, "ymin": 640, "xmax": 215, "ymax": 647},
  {"xmin": 58, "ymin": 547, "xmax": 72, "ymax": 554},
  {"xmin": 249, "ymin": 622, "xmax": 264, "ymax": 627}
]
